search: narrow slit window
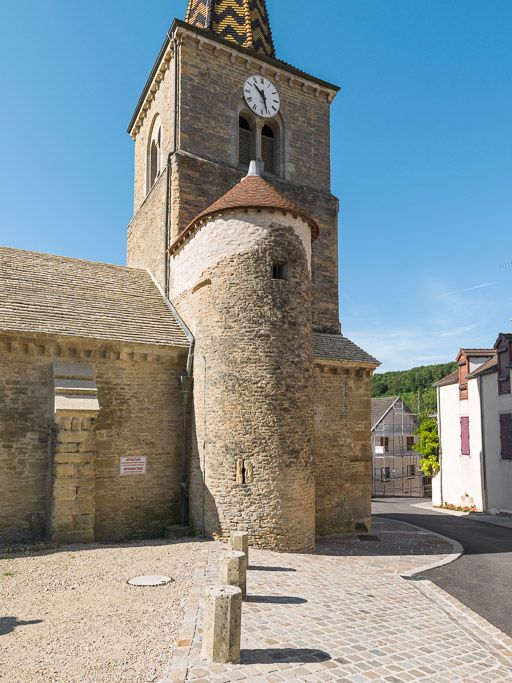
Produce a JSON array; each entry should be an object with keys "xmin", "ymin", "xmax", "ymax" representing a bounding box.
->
[
  {"xmin": 272, "ymin": 261, "xmax": 288, "ymax": 280},
  {"xmin": 149, "ymin": 140, "xmax": 159, "ymax": 188},
  {"xmin": 261, "ymin": 125, "xmax": 275, "ymax": 174},
  {"xmin": 239, "ymin": 116, "xmax": 252, "ymax": 167}
]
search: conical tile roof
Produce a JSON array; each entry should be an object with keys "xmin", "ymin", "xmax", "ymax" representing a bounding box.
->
[{"xmin": 169, "ymin": 169, "xmax": 319, "ymax": 254}]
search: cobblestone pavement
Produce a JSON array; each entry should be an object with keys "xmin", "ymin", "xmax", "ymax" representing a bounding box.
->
[{"xmin": 160, "ymin": 518, "xmax": 512, "ymax": 683}]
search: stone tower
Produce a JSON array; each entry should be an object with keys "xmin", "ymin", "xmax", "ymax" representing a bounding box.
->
[
  {"xmin": 170, "ymin": 166, "xmax": 318, "ymax": 550},
  {"xmin": 127, "ymin": 1, "xmax": 380, "ymax": 549}
]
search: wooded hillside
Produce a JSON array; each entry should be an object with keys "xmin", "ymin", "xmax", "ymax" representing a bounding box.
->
[{"xmin": 372, "ymin": 362, "xmax": 457, "ymax": 416}]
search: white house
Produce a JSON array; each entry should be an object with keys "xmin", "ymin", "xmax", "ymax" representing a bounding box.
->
[{"xmin": 434, "ymin": 335, "xmax": 512, "ymax": 514}]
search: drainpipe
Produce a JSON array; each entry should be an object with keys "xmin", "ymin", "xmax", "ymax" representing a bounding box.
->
[
  {"xmin": 437, "ymin": 386, "xmax": 444, "ymax": 505},
  {"xmin": 180, "ymin": 340, "xmax": 195, "ymax": 527},
  {"xmin": 478, "ymin": 375, "xmax": 489, "ymax": 511}
]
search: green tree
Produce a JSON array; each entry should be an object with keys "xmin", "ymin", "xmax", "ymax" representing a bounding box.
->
[
  {"xmin": 413, "ymin": 418, "xmax": 440, "ymax": 476},
  {"xmin": 372, "ymin": 362, "xmax": 457, "ymax": 415}
]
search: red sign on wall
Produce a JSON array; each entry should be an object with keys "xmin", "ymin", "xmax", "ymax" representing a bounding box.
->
[{"xmin": 120, "ymin": 456, "xmax": 147, "ymax": 476}]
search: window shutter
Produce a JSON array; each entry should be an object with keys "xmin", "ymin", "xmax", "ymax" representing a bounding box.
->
[
  {"xmin": 461, "ymin": 416, "xmax": 470, "ymax": 455},
  {"xmin": 500, "ymin": 414, "xmax": 512, "ymax": 460},
  {"xmin": 261, "ymin": 133, "xmax": 275, "ymax": 174},
  {"xmin": 239, "ymin": 128, "xmax": 251, "ymax": 167}
]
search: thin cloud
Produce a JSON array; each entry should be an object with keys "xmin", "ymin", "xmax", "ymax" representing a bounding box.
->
[
  {"xmin": 438, "ymin": 282, "xmax": 497, "ymax": 298},
  {"xmin": 435, "ymin": 323, "xmax": 479, "ymax": 338}
]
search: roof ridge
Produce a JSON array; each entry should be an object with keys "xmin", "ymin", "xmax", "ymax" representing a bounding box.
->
[{"xmin": 0, "ymin": 245, "xmax": 146, "ymax": 274}]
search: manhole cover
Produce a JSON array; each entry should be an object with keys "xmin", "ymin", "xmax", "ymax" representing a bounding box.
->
[{"xmin": 127, "ymin": 575, "xmax": 174, "ymax": 587}]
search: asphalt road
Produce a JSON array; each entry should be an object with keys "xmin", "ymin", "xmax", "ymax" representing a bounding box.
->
[{"xmin": 373, "ymin": 497, "xmax": 512, "ymax": 637}]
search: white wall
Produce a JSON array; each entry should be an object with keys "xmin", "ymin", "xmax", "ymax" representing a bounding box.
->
[
  {"xmin": 435, "ymin": 379, "xmax": 484, "ymax": 510},
  {"xmin": 170, "ymin": 210, "xmax": 312, "ymax": 304},
  {"xmin": 480, "ymin": 371, "xmax": 512, "ymax": 514}
]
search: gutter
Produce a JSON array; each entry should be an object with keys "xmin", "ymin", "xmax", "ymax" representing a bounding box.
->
[{"xmin": 147, "ymin": 270, "xmax": 194, "ymax": 527}]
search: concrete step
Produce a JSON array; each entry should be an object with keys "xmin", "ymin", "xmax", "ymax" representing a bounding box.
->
[{"xmin": 163, "ymin": 524, "xmax": 191, "ymax": 540}]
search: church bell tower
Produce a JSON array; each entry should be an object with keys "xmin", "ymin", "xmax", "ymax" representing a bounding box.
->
[
  {"xmin": 127, "ymin": 0, "xmax": 341, "ymax": 335},
  {"xmin": 126, "ymin": 1, "xmax": 379, "ymax": 547}
]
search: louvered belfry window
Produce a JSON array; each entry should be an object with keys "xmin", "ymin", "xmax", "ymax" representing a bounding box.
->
[
  {"xmin": 239, "ymin": 116, "xmax": 251, "ymax": 167},
  {"xmin": 261, "ymin": 125, "xmax": 275, "ymax": 174}
]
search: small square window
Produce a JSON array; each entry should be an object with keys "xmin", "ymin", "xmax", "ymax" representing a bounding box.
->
[
  {"xmin": 272, "ymin": 262, "xmax": 288, "ymax": 280},
  {"xmin": 379, "ymin": 437, "xmax": 389, "ymax": 453},
  {"xmin": 380, "ymin": 467, "xmax": 391, "ymax": 482},
  {"xmin": 407, "ymin": 464, "xmax": 416, "ymax": 478}
]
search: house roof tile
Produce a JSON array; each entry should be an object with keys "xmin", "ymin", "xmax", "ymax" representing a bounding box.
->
[
  {"xmin": 371, "ymin": 397, "xmax": 400, "ymax": 430},
  {"xmin": 467, "ymin": 355, "xmax": 498, "ymax": 379},
  {"xmin": 433, "ymin": 369, "xmax": 459, "ymax": 387}
]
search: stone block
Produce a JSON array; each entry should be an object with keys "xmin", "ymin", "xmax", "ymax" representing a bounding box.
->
[
  {"xmin": 201, "ymin": 585, "xmax": 242, "ymax": 664},
  {"xmin": 220, "ymin": 551, "xmax": 247, "ymax": 600},
  {"xmin": 230, "ymin": 531, "xmax": 249, "ymax": 568}
]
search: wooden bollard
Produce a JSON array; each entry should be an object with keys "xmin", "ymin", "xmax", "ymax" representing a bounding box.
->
[
  {"xmin": 230, "ymin": 531, "xmax": 249, "ymax": 569},
  {"xmin": 202, "ymin": 585, "xmax": 242, "ymax": 664},
  {"xmin": 221, "ymin": 550, "xmax": 247, "ymax": 599}
]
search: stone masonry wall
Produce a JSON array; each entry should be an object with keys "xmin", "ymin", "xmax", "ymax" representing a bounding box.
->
[
  {"xmin": 177, "ymin": 36, "xmax": 333, "ymax": 192},
  {"xmin": 0, "ymin": 334, "xmax": 186, "ymax": 544},
  {"xmin": 170, "ymin": 152, "xmax": 340, "ymax": 333},
  {"xmin": 174, "ymin": 217, "xmax": 316, "ymax": 551},
  {"xmin": 128, "ymin": 30, "xmax": 340, "ymax": 331},
  {"xmin": 50, "ymin": 414, "xmax": 98, "ymax": 544},
  {"xmin": 314, "ymin": 363, "xmax": 374, "ymax": 535},
  {"xmin": 133, "ymin": 53, "xmax": 175, "ymax": 213},
  {"xmin": 127, "ymin": 169, "xmax": 168, "ymax": 291}
]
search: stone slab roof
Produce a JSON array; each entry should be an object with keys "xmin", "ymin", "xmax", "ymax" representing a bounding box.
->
[
  {"xmin": 433, "ymin": 369, "xmax": 459, "ymax": 388},
  {"xmin": 313, "ymin": 333, "xmax": 379, "ymax": 366},
  {"xmin": 467, "ymin": 355, "xmax": 498, "ymax": 379},
  {"xmin": 371, "ymin": 397, "xmax": 400, "ymax": 430},
  {"xmin": 0, "ymin": 247, "xmax": 190, "ymax": 348}
]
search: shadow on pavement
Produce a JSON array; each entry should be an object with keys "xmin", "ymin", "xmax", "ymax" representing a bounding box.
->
[
  {"xmin": 241, "ymin": 648, "xmax": 331, "ymax": 664},
  {"xmin": 249, "ymin": 565, "xmax": 296, "ymax": 572},
  {"xmin": 245, "ymin": 595, "xmax": 307, "ymax": 604}
]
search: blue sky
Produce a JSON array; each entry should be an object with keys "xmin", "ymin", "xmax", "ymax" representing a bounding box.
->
[{"xmin": 0, "ymin": 0, "xmax": 511, "ymax": 372}]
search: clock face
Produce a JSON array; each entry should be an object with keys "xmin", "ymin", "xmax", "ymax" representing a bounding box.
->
[{"xmin": 243, "ymin": 75, "xmax": 281, "ymax": 119}]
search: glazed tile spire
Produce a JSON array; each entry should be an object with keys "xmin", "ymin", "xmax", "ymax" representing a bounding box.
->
[{"xmin": 185, "ymin": 0, "xmax": 276, "ymax": 57}]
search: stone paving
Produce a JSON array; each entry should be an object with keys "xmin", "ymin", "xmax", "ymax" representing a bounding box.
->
[{"xmin": 160, "ymin": 518, "xmax": 512, "ymax": 683}]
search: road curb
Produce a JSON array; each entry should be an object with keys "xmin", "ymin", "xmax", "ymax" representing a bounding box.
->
[
  {"xmin": 392, "ymin": 518, "xmax": 464, "ymax": 578},
  {"xmin": 415, "ymin": 579, "xmax": 512, "ymax": 651}
]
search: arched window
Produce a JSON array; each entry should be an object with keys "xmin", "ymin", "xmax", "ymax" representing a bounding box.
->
[
  {"xmin": 261, "ymin": 125, "xmax": 275, "ymax": 174},
  {"xmin": 147, "ymin": 116, "xmax": 162, "ymax": 193},
  {"xmin": 239, "ymin": 115, "xmax": 252, "ymax": 167}
]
